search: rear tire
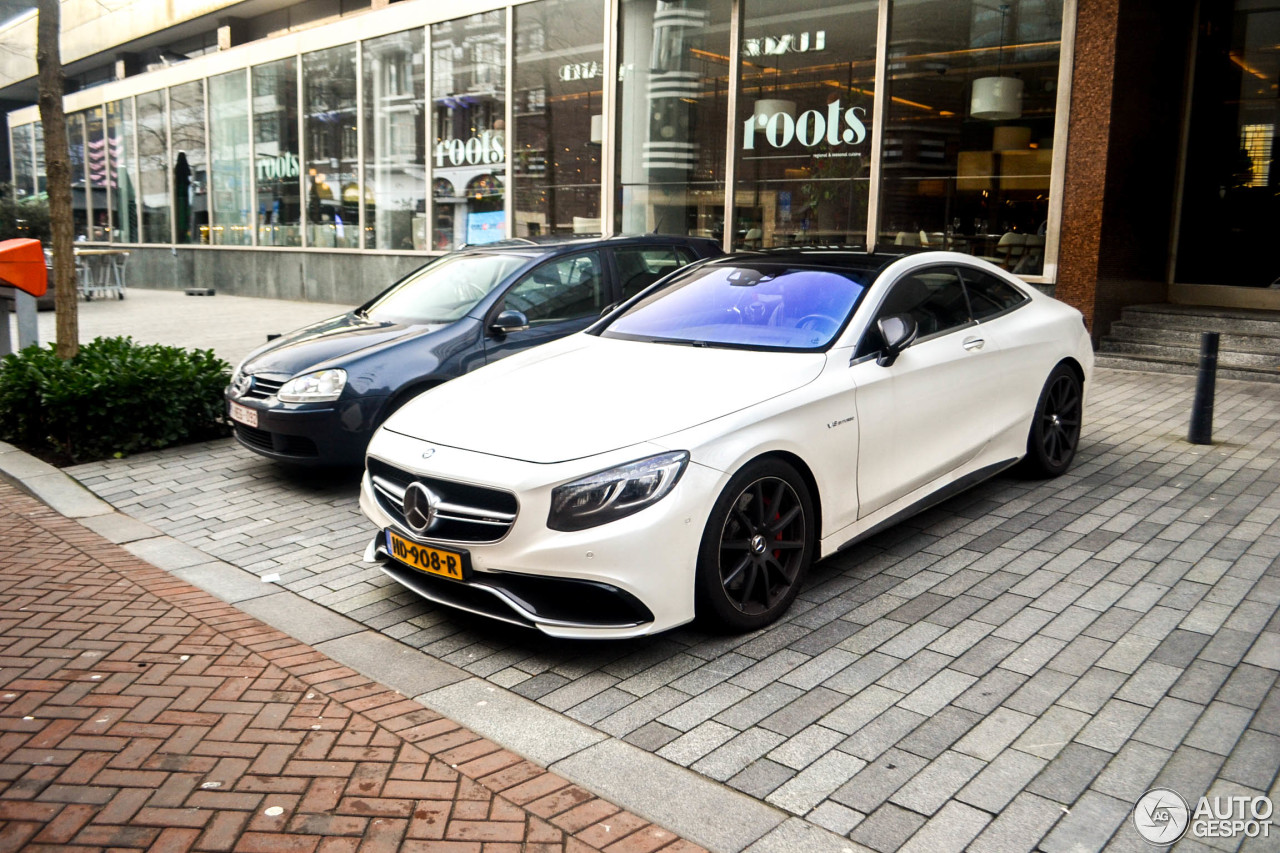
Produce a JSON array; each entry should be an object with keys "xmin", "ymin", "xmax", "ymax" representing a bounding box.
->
[
  {"xmin": 695, "ymin": 458, "xmax": 815, "ymax": 632},
  {"xmin": 1022, "ymin": 363, "xmax": 1082, "ymax": 478}
]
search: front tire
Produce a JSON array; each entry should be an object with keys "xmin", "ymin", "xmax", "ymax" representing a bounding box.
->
[
  {"xmin": 696, "ymin": 458, "xmax": 815, "ymax": 632},
  {"xmin": 1022, "ymin": 363, "xmax": 1083, "ymax": 478}
]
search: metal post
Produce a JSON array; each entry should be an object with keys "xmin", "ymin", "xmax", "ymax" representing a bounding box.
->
[{"xmin": 1188, "ymin": 331, "xmax": 1218, "ymax": 445}]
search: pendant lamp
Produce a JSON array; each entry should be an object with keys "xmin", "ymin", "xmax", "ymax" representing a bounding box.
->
[{"xmin": 971, "ymin": 4, "xmax": 1022, "ymax": 121}]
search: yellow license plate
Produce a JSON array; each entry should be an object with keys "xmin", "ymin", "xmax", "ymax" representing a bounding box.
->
[{"xmin": 385, "ymin": 530, "xmax": 469, "ymax": 581}]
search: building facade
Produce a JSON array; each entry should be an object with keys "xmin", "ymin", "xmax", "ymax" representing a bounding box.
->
[{"xmin": 3, "ymin": 0, "xmax": 1278, "ymax": 336}]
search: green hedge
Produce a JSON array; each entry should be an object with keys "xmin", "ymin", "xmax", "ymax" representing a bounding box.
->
[{"xmin": 0, "ymin": 336, "xmax": 231, "ymax": 463}]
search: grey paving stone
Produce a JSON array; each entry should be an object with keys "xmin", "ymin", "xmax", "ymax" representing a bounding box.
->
[
  {"xmin": 1219, "ymin": 730, "xmax": 1280, "ymax": 790},
  {"xmin": 657, "ymin": 720, "xmax": 739, "ymax": 766},
  {"xmin": 714, "ymin": 681, "xmax": 805, "ymax": 730},
  {"xmin": 897, "ymin": 800, "xmax": 991, "ymax": 853},
  {"xmin": 1153, "ymin": 745, "xmax": 1226, "ymax": 803},
  {"xmin": 954, "ymin": 667, "xmax": 1028, "ymax": 714},
  {"xmin": 848, "ymin": 803, "xmax": 927, "ymax": 853},
  {"xmin": 727, "ymin": 758, "xmax": 796, "ymax": 800},
  {"xmin": 1183, "ymin": 700, "xmax": 1255, "ymax": 756},
  {"xmin": 1075, "ymin": 698, "xmax": 1152, "ymax": 753},
  {"xmin": 896, "ymin": 705, "xmax": 983, "ymax": 761},
  {"xmin": 897, "ymin": 668, "xmax": 978, "ymax": 716},
  {"xmin": 765, "ymin": 724, "xmax": 846, "ymax": 772},
  {"xmin": 1026, "ymin": 741, "xmax": 1113, "ymax": 804},
  {"xmin": 779, "ymin": 648, "xmax": 858, "ymax": 690},
  {"xmin": 743, "ymin": 816, "xmax": 872, "ymax": 853},
  {"xmin": 1004, "ymin": 668, "xmax": 1076, "ymax": 716},
  {"xmin": 804, "ymin": 801, "xmax": 866, "ymax": 837},
  {"xmin": 821, "ymin": 684, "xmax": 903, "ymax": 735},
  {"xmin": 692, "ymin": 726, "xmax": 788, "ymax": 781},
  {"xmin": 889, "ymin": 749, "xmax": 985, "ymax": 816},
  {"xmin": 1038, "ymin": 790, "xmax": 1130, "ymax": 853},
  {"xmin": 824, "ymin": 651, "xmax": 901, "ymax": 694},
  {"xmin": 1116, "ymin": 660, "xmax": 1186, "ymax": 707},
  {"xmin": 1201, "ymin": 627, "xmax": 1259, "ymax": 668},
  {"xmin": 1091, "ymin": 740, "xmax": 1172, "ymax": 802},
  {"xmin": 957, "ymin": 748, "xmax": 1047, "ymax": 812},
  {"xmin": 595, "ymin": 686, "xmax": 690, "ymax": 738},
  {"xmin": 765, "ymin": 749, "xmax": 865, "ymax": 816},
  {"xmin": 968, "ymin": 792, "xmax": 1065, "ymax": 853},
  {"xmin": 952, "ymin": 635, "xmax": 1021, "ymax": 676},
  {"xmin": 830, "ymin": 748, "xmax": 930, "ymax": 814},
  {"xmin": 657, "ymin": 682, "xmax": 752, "ymax": 732},
  {"xmin": 758, "ymin": 686, "xmax": 847, "ymax": 737},
  {"xmin": 623, "ymin": 720, "xmax": 682, "ymax": 751},
  {"xmin": 878, "ymin": 649, "xmax": 951, "ymax": 693},
  {"xmin": 1171, "ymin": 659, "xmax": 1235, "ymax": 704},
  {"xmin": 1013, "ymin": 704, "xmax": 1093, "ymax": 761},
  {"xmin": 840, "ymin": 706, "xmax": 928, "ymax": 762},
  {"xmin": 1217, "ymin": 664, "xmax": 1278, "ymax": 710},
  {"xmin": 953, "ymin": 706, "xmax": 1036, "ymax": 761}
]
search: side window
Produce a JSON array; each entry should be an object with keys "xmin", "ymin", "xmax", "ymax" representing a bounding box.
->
[
  {"xmin": 857, "ymin": 268, "xmax": 971, "ymax": 358},
  {"xmin": 615, "ymin": 247, "xmax": 693, "ymax": 300},
  {"xmin": 960, "ymin": 267, "xmax": 1029, "ymax": 320},
  {"xmin": 502, "ymin": 252, "xmax": 605, "ymax": 326}
]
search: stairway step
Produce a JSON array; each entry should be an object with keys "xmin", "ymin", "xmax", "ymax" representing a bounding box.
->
[
  {"xmin": 1106, "ymin": 324, "xmax": 1280, "ymax": 355},
  {"xmin": 1118, "ymin": 304, "xmax": 1280, "ymax": 337},
  {"xmin": 1094, "ymin": 354, "xmax": 1280, "ymax": 384},
  {"xmin": 1098, "ymin": 340, "xmax": 1280, "ymax": 370}
]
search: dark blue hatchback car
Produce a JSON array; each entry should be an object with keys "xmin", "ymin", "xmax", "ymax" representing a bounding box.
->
[{"xmin": 225, "ymin": 235, "xmax": 722, "ymax": 466}]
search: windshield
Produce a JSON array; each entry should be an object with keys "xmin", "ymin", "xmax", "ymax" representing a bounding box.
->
[
  {"xmin": 602, "ymin": 264, "xmax": 871, "ymax": 351},
  {"xmin": 364, "ymin": 254, "xmax": 529, "ymax": 324}
]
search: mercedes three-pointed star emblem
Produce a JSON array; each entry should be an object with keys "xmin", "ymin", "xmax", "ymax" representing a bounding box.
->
[{"xmin": 402, "ymin": 482, "xmax": 439, "ymax": 536}]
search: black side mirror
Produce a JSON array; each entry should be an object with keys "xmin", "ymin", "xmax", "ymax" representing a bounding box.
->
[
  {"xmin": 876, "ymin": 314, "xmax": 918, "ymax": 367},
  {"xmin": 490, "ymin": 309, "xmax": 530, "ymax": 334}
]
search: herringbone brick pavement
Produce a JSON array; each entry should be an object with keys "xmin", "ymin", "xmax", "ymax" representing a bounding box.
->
[{"xmin": 0, "ymin": 481, "xmax": 704, "ymax": 853}]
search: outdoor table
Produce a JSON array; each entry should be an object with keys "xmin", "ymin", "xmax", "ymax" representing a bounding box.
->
[{"xmin": 74, "ymin": 247, "xmax": 129, "ymax": 300}]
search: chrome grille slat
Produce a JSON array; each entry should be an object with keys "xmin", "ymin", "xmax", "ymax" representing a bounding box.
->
[
  {"xmin": 242, "ymin": 375, "xmax": 285, "ymax": 400},
  {"xmin": 369, "ymin": 461, "xmax": 518, "ymax": 543}
]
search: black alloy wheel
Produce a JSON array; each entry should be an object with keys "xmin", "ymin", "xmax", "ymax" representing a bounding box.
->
[
  {"xmin": 697, "ymin": 459, "xmax": 814, "ymax": 631},
  {"xmin": 1023, "ymin": 363, "xmax": 1083, "ymax": 478}
]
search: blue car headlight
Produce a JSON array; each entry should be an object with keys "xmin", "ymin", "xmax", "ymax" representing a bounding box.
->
[{"xmin": 548, "ymin": 451, "xmax": 689, "ymax": 532}]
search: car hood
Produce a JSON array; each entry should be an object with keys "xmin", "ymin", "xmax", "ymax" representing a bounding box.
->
[
  {"xmin": 240, "ymin": 313, "xmax": 446, "ymax": 378},
  {"xmin": 384, "ymin": 335, "xmax": 826, "ymax": 464}
]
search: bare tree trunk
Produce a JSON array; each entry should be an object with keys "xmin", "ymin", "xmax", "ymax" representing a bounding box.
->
[{"xmin": 36, "ymin": 0, "xmax": 77, "ymax": 360}]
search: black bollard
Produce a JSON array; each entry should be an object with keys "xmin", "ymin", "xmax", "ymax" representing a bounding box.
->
[{"xmin": 1188, "ymin": 332, "xmax": 1218, "ymax": 445}]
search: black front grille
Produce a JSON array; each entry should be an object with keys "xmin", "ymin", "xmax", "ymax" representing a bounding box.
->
[
  {"xmin": 368, "ymin": 457, "xmax": 518, "ymax": 543},
  {"xmin": 234, "ymin": 424, "xmax": 319, "ymax": 458},
  {"xmin": 243, "ymin": 376, "xmax": 285, "ymax": 400}
]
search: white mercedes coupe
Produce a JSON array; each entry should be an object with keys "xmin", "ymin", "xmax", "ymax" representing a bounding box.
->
[{"xmin": 359, "ymin": 250, "xmax": 1093, "ymax": 638}]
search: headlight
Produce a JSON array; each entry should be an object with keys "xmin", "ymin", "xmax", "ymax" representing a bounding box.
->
[
  {"xmin": 277, "ymin": 368, "xmax": 347, "ymax": 403},
  {"xmin": 548, "ymin": 451, "xmax": 689, "ymax": 532}
]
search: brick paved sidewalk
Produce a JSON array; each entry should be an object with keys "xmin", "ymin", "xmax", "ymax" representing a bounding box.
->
[{"xmin": 0, "ymin": 481, "xmax": 704, "ymax": 853}]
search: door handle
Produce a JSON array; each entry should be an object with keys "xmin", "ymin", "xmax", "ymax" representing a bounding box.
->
[{"xmin": 962, "ymin": 337, "xmax": 985, "ymax": 351}]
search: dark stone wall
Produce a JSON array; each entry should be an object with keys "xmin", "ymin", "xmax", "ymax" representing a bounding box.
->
[{"xmin": 123, "ymin": 247, "xmax": 427, "ymax": 305}]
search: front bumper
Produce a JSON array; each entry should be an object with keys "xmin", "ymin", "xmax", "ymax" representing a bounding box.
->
[
  {"xmin": 359, "ymin": 429, "xmax": 724, "ymax": 639},
  {"xmin": 226, "ymin": 393, "xmax": 387, "ymax": 466}
]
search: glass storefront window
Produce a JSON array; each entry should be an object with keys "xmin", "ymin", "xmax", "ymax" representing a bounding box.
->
[
  {"xmin": 107, "ymin": 99, "xmax": 137, "ymax": 243},
  {"xmin": 879, "ymin": 0, "xmax": 1060, "ymax": 274},
  {"xmin": 32, "ymin": 122, "xmax": 46, "ymax": 196},
  {"xmin": 170, "ymin": 81, "xmax": 207, "ymax": 244},
  {"xmin": 11, "ymin": 123, "xmax": 34, "ymax": 198},
  {"xmin": 616, "ymin": 0, "xmax": 732, "ymax": 239},
  {"xmin": 363, "ymin": 29, "xmax": 426, "ymax": 251},
  {"xmin": 137, "ymin": 91, "xmax": 170, "ymax": 243},
  {"xmin": 254, "ymin": 57, "xmax": 301, "ymax": 247},
  {"xmin": 86, "ymin": 107, "xmax": 108, "ymax": 241},
  {"xmin": 432, "ymin": 11, "xmax": 508, "ymax": 250},
  {"xmin": 735, "ymin": 2, "xmax": 878, "ymax": 249},
  {"xmin": 513, "ymin": 0, "xmax": 604, "ymax": 238},
  {"xmin": 304, "ymin": 45, "xmax": 358, "ymax": 249},
  {"xmin": 67, "ymin": 113, "xmax": 90, "ymax": 240},
  {"xmin": 209, "ymin": 70, "xmax": 253, "ymax": 245}
]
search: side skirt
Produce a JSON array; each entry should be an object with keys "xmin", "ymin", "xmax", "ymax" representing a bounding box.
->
[{"xmin": 833, "ymin": 457, "xmax": 1021, "ymax": 555}]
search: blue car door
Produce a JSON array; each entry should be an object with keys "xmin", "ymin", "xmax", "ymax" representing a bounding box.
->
[{"xmin": 483, "ymin": 250, "xmax": 611, "ymax": 363}]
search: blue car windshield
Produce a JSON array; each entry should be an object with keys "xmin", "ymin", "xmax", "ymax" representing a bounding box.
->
[
  {"xmin": 602, "ymin": 264, "xmax": 869, "ymax": 351},
  {"xmin": 365, "ymin": 254, "xmax": 528, "ymax": 324}
]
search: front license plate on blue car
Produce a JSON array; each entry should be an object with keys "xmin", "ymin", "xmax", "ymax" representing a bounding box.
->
[{"xmin": 385, "ymin": 529, "xmax": 470, "ymax": 581}]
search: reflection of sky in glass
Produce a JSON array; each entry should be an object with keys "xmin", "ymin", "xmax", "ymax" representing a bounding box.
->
[{"xmin": 606, "ymin": 265, "xmax": 870, "ymax": 351}]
